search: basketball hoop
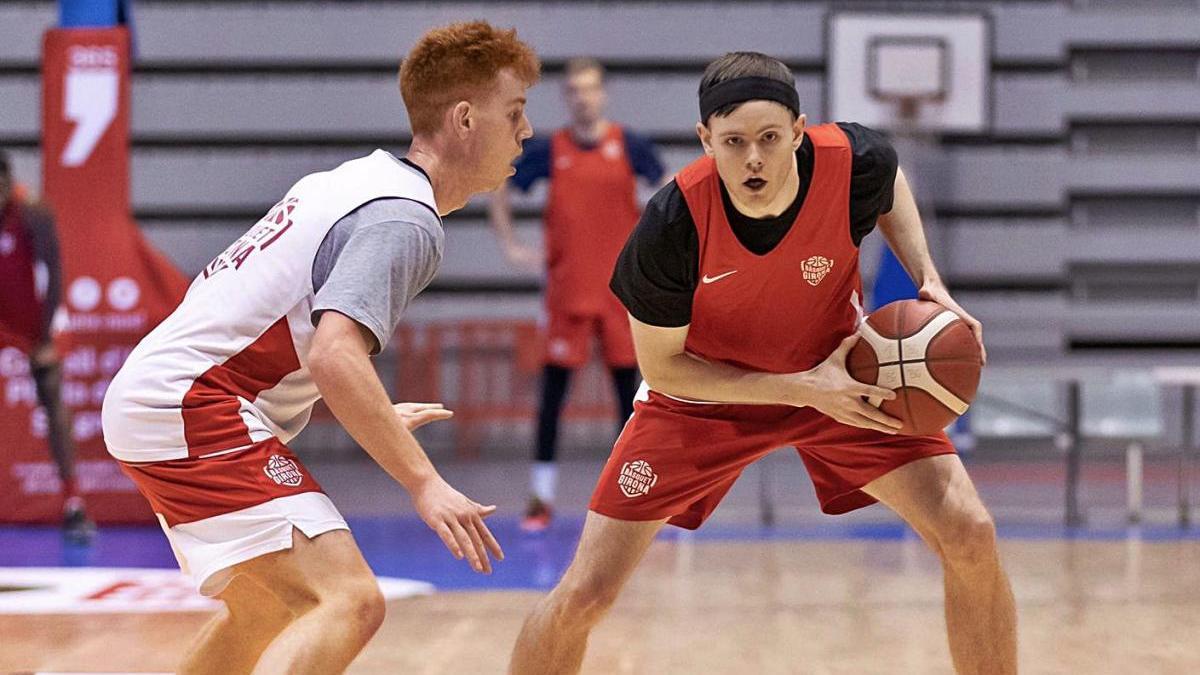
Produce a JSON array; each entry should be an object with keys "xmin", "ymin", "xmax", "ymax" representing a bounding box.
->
[
  {"xmin": 874, "ymin": 92, "xmax": 945, "ymax": 128},
  {"xmin": 867, "ymin": 36, "xmax": 949, "ymax": 130}
]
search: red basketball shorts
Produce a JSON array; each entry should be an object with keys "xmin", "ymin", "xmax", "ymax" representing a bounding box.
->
[
  {"xmin": 119, "ymin": 437, "xmax": 348, "ymax": 595},
  {"xmin": 589, "ymin": 390, "xmax": 956, "ymax": 529},
  {"xmin": 543, "ymin": 303, "xmax": 637, "ymax": 369}
]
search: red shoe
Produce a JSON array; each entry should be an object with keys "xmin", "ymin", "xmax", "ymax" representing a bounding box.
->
[{"xmin": 520, "ymin": 497, "xmax": 553, "ymax": 533}]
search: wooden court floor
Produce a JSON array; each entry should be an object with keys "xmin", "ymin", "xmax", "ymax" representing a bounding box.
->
[{"xmin": 6, "ymin": 537, "xmax": 1200, "ymax": 674}]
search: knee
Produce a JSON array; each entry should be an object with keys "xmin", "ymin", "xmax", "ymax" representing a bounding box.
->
[
  {"xmin": 554, "ymin": 574, "xmax": 623, "ymax": 627},
  {"xmin": 331, "ymin": 578, "xmax": 387, "ymax": 637},
  {"xmin": 934, "ymin": 508, "xmax": 998, "ymax": 567}
]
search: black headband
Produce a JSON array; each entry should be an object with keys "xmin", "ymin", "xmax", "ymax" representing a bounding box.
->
[{"xmin": 698, "ymin": 76, "xmax": 800, "ymax": 123}]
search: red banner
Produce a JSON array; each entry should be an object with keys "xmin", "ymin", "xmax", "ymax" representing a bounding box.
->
[{"xmin": 0, "ymin": 27, "xmax": 188, "ymax": 523}]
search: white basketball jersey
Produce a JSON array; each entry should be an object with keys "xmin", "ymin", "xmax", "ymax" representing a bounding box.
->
[{"xmin": 102, "ymin": 150, "xmax": 438, "ymax": 462}]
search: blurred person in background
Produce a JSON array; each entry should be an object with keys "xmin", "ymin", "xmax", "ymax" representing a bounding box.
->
[
  {"xmin": 0, "ymin": 149, "xmax": 93, "ymax": 542},
  {"xmin": 489, "ymin": 58, "xmax": 665, "ymax": 532}
]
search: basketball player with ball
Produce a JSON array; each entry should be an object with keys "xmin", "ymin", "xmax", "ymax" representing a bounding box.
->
[{"xmin": 510, "ymin": 51, "xmax": 1016, "ymax": 675}]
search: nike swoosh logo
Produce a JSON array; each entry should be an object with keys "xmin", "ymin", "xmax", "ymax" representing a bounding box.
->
[{"xmin": 701, "ymin": 270, "xmax": 738, "ymax": 284}]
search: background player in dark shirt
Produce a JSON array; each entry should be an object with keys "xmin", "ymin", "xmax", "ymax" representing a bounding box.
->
[
  {"xmin": 510, "ymin": 53, "xmax": 1015, "ymax": 675},
  {"xmin": 489, "ymin": 58, "xmax": 665, "ymax": 531},
  {"xmin": 0, "ymin": 149, "xmax": 92, "ymax": 541}
]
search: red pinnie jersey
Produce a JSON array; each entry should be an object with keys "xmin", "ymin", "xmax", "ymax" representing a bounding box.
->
[
  {"xmin": 0, "ymin": 200, "xmax": 47, "ymax": 350},
  {"xmin": 543, "ymin": 125, "xmax": 643, "ymax": 315},
  {"xmin": 678, "ymin": 123, "xmax": 865, "ymax": 374}
]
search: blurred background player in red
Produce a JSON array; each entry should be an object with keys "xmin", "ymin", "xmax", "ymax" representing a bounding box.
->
[
  {"xmin": 490, "ymin": 58, "xmax": 665, "ymax": 531},
  {"xmin": 0, "ymin": 149, "xmax": 93, "ymax": 542}
]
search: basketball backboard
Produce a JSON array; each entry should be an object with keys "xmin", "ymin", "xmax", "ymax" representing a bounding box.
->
[{"xmin": 828, "ymin": 12, "xmax": 991, "ymax": 133}]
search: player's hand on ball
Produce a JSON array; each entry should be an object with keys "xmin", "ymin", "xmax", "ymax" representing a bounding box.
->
[
  {"xmin": 393, "ymin": 402, "xmax": 454, "ymax": 431},
  {"xmin": 413, "ymin": 477, "xmax": 504, "ymax": 574},
  {"xmin": 918, "ymin": 283, "xmax": 986, "ymax": 365},
  {"xmin": 804, "ymin": 334, "xmax": 904, "ymax": 434}
]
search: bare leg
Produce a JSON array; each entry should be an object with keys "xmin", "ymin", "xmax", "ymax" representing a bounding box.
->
[
  {"xmin": 31, "ymin": 359, "xmax": 76, "ymax": 496},
  {"xmin": 509, "ymin": 511, "xmax": 666, "ymax": 675},
  {"xmin": 181, "ymin": 528, "xmax": 385, "ymax": 675},
  {"xmin": 179, "ymin": 574, "xmax": 295, "ymax": 675},
  {"xmin": 32, "ymin": 356, "xmax": 92, "ymax": 540},
  {"xmin": 862, "ymin": 454, "xmax": 1017, "ymax": 675}
]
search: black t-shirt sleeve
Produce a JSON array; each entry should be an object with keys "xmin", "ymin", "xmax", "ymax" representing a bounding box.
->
[
  {"xmin": 508, "ymin": 136, "xmax": 551, "ymax": 193},
  {"xmin": 837, "ymin": 122, "xmax": 899, "ymax": 246},
  {"xmin": 609, "ymin": 180, "xmax": 698, "ymax": 327},
  {"xmin": 623, "ymin": 129, "xmax": 666, "ymax": 185}
]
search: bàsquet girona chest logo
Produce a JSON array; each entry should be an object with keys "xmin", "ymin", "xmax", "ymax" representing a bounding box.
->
[
  {"xmin": 203, "ymin": 197, "xmax": 299, "ymax": 278},
  {"xmin": 801, "ymin": 255, "xmax": 834, "ymax": 286}
]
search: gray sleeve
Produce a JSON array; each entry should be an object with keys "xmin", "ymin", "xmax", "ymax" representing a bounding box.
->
[{"xmin": 311, "ymin": 198, "xmax": 443, "ymax": 354}]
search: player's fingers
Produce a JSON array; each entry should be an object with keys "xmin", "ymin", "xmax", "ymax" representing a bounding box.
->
[
  {"xmin": 459, "ymin": 514, "xmax": 492, "ymax": 574},
  {"xmin": 859, "ymin": 384, "xmax": 897, "ymax": 401},
  {"xmin": 434, "ymin": 522, "xmax": 463, "ymax": 560},
  {"xmin": 476, "ymin": 503, "xmax": 499, "ymax": 518},
  {"xmin": 409, "ymin": 409, "xmax": 454, "ymax": 429},
  {"xmin": 848, "ymin": 411, "xmax": 900, "ymax": 435},
  {"xmin": 833, "ymin": 333, "xmax": 859, "ymax": 358},
  {"xmin": 855, "ymin": 401, "xmax": 903, "ymax": 430},
  {"xmin": 970, "ymin": 323, "xmax": 987, "ymax": 365},
  {"xmin": 448, "ymin": 518, "xmax": 483, "ymax": 572},
  {"xmin": 474, "ymin": 514, "xmax": 504, "ymax": 561},
  {"xmin": 408, "ymin": 402, "xmax": 445, "ymax": 411}
]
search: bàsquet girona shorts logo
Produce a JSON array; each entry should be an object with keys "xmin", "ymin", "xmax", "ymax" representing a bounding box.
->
[
  {"xmin": 264, "ymin": 455, "xmax": 304, "ymax": 487},
  {"xmin": 617, "ymin": 460, "xmax": 658, "ymax": 498}
]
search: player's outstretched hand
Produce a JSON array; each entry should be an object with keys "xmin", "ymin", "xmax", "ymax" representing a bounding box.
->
[
  {"xmin": 413, "ymin": 477, "xmax": 504, "ymax": 574},
  {"xmin": 394, "ymin": 402, "xmax": 454, "ymax": 431},
  {"xmin": 803, "ymin": 334, "xmax": 904, "ymax": 434},
  {"xmin": 919, "ymin": 283, "xmax": 986, "ymax": 365}
]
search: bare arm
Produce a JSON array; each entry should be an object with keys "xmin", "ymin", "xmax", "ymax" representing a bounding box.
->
[
  {"xmin": 308, "ymin": 311, "xmax": 503, "ymax": 572},
  {"xmin": 877, "ymin": 167, "xmax": 986, "ymax": 361},
  {"xmin": 487, "ymin": 183, "xmax": 518, "ymax": 251},
  {"xmin": 630, "ymin": 315, "xmax": 901, "ymax": 433},
  {"xmin": 875, "ymin": 167, "xmax": 940, "ymax": 289},
  {"xmin": 309, "ymin": 311, "xmax": 435, "ymax": 488},
  {"xmin": 25, "ymin": 205, "xmax": 62, "ymax": 349},
  {"xmin": 487, "ymin": 183, "xmax": 541, "ymax": 269}
]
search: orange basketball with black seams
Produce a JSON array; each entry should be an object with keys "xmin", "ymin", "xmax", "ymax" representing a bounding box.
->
[{"xmin": 847, "ymin": 299, "xmax": 983, "ymax": 435}]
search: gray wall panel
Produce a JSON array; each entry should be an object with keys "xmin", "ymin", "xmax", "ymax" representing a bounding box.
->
[
  {"xmin": 993, "ymin": 74, "xmax": 1065, "ymax": 133},
  {"xmin": 13, "ymin": 146, "xmax": 1200, "ymax": 215},
  {"xmin": 133, "ymin": 3, "xmax": 826, "ymax": 64},
  {"xmin": 1, "ymin": 73, "xmax": 822, "ymax": 139},
  {"xmin": 993, "ymin": 5, "xmax": 1200, "ymax": 61},
  {"xmin": 0, "ymin": 77, "xmax": 38, "ymax": 137},
  {"xmin": 9, "ymin": 73, "xmax": 1195, "ymax": 144},
  {"xmin": 0, "ymin": 3, "xmax": 54, "ymax": 62}
]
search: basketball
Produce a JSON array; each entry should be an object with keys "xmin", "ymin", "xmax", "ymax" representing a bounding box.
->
[{"xmin": 847, "ymin": 299, "xmax": 983, "ymax": 435}]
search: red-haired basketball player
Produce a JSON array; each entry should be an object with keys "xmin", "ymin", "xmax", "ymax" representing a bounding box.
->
[
  {"xmin": 101, "ymin": 22, "xmax": 539, "ymax": 674},
  {"xmin": 0, "ymin": 150, "xmax": 93, "ymax": 542},
  {"xmin": 510, "ymin": 52, "xmax": 1016, "ymax": 675},
  {"xmin": 489, "ymin": 58, "xmax": 666, "ymax": 532}
]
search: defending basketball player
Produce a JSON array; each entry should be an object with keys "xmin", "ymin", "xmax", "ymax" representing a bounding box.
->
[
  {"xmin": 101, "ymin": 22, "xmax": 538, "ymax": 674},
  {"xmin": 509, "ymin": 52, "xmax": 1016, "ymax": 675}
]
